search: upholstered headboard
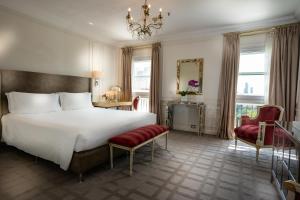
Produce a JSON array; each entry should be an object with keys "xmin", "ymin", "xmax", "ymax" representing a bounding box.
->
[{"xmin": 0, "ymin": 70, "xmax": 91, "ymax": 138}]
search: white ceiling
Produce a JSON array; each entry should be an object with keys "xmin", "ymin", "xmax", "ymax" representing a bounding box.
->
[{"xmin": 0, "ymin": 0, "xmax": 300, "ymax": 45}]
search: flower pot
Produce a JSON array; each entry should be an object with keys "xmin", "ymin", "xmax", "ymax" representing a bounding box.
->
[{"xmin": 181, "ymin": 96, "xmax": 188, "ymax": 102}]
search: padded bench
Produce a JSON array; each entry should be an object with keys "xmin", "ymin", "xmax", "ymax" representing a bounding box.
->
[{"xmin": 108, "ymin": 124, "xmax": 169, "ymax": 175}]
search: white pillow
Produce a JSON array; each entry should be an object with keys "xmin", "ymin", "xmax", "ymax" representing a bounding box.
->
[
  {"xmin": 6, "ymin": 92, "xmax": 61, "ymax": 114},
  {"xmin": 59, "ymin": 92, "xmax": 93, "ymax": 110}
]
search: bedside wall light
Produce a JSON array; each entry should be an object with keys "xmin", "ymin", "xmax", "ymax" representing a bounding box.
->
[{"xmin": 92, "ymin": 70, "xmax": 103, "ymax": 87}]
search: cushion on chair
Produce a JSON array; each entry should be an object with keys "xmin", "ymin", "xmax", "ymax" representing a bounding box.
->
[
  {"xmin": 109, "ymin": 125, "xmax": 168, "ymax": 147},
  {"xmin": 257, "ymin": 106, "xmax": 281, "ymax": 122},
  {"xmin": 234, "ymin": 125, "xmax": 259, "ymax": 144}
]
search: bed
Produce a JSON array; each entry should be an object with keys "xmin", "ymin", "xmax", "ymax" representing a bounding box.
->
[{"xmin": 0, "ymin": 70, "xmax": 156, "ymax": 180}]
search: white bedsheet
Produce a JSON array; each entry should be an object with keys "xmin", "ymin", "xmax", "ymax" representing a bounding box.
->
[{"xmin": 1, "ymin": 108, "xmax": 156, "ymax": 170}]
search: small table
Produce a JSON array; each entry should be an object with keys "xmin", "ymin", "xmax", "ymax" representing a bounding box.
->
[{"xmin": 93, "ymin": 101, "xmax": 132, "ymax": 110}]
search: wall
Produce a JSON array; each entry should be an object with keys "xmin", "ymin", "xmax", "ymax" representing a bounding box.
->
[
  {"xmin": 0, "ymin": 6, "xmax": 118, "ymax": 101},
  {"xmin": 296, "ymin": 59, "xmax": 300, "ymax": 121},
  {"xmin": 161, "ymin": 36, "xmax": 223, "ymax": 134}
]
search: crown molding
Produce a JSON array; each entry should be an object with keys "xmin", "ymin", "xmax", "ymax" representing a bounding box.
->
[{"xmin": 117, "ymin": 15, "xmax": 298, "ymax": 47}]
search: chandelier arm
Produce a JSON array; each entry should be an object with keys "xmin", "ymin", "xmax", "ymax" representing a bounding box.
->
[{"xmin": 147, "ymin": 23, "xmax": 162, "ymax": 29}]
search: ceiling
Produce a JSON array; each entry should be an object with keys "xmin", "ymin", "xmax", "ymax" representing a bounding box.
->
[{"xmin": 0, "ymin": 0, "xmax": 300, "ymax": 45}]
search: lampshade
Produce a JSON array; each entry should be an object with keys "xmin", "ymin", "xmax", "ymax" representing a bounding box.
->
[{"xmin": 92, "ymin": 70, "xmax": 103, "ymax": 78}]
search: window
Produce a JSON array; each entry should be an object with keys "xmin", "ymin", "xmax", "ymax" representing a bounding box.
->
[
  {"xmin": 237, "ymin": 52, "xmax": 266, "ymax": 99},
  {"xmin": 236, "ymin": 52, "xmax": 268, "ymax": 125},
  {"xmin": 132, "ymin": 57, "xmax": 151, "ymax": 112}
]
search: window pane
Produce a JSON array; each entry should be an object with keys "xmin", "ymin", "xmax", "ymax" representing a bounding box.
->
[
  {"xmin": 132, "ymin": 59, "xmax": 151, "ymax": 93},
  {"xmin": 239, "ymin": 53, "xmax": 265, "ymax": 73},
  {"xmin": 132, "ymin": 77, "xmax": 150, "ymax": 92},
  {"xmin": 237, "ymin": 75, "xmax": 265, "ymax": 96}
]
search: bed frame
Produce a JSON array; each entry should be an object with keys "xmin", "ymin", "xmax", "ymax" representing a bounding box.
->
[{"xmin": 0, "ymin": 70, "xmax": 118, "ymax": 181}]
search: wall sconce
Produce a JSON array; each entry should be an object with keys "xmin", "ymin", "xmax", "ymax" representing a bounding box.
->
[{"xmin": 92, "ymin": 70, "xmax": 103, "ymax": 87}]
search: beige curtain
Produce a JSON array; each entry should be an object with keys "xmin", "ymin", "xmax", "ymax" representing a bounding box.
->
[
  {"xmin": 217, "ymin": 33, "xmax": 240, "ymax": 139},
  {"xmin": 121, "ymin": 47, "xmax": 133, "ymax": 101},
  {"xmin": 269, "ymin": 24, "xmax": 300, "ymax": 121},
  {"xmin": 150, "ymin": 42, "xmax": 161, "ymax": 123}
]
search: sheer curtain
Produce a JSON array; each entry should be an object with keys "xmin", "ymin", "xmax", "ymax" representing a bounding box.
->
[
  {"xmin": 217, "ymin": 33, "xmax": 240, "ymax": 139},
  {"xmin": 264, "ymin": 33, "xmax": 273, "ymax": 104},
  {"xmin": 269, "ymin": 24, "xmax": 300, "ymax": 121}
]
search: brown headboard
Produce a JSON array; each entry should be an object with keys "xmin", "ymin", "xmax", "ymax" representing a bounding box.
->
[{"xmin": 0, "ymin": 70, "xmax": 91, "ymax": 138}]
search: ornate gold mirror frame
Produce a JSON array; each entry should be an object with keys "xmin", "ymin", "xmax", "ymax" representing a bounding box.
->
[{"xmin": 176, "ymin": 58, "xmax": 203, "ymax": 95}]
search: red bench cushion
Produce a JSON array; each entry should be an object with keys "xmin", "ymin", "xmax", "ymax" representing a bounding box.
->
[{"xmin": 109, "ymin": 125, "xmax": 168, "ymax": 148}]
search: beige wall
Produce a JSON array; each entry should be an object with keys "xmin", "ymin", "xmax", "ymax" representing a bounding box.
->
[
  {"xmin": 161, "ymin": 36, "xmax": 223, "ymax": 134},
  {"xmin": 0, "ymin": 6, "xmax": 118, "ymax": 101}
]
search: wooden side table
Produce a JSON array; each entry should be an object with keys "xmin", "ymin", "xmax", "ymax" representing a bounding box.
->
[{"xmin": 93, "ymin": 101, "xmax": 133, "ymax": 110}]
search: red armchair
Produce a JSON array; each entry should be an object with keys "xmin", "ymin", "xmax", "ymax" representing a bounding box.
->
[{"xmin": 234, "ymin": 105, "xmax": 284, "ymax": 161}]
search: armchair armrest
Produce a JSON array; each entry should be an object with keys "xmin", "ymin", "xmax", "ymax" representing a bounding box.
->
[{"xmin": 240, "ymin": 115, "xmax": 258, "ymax": 126}]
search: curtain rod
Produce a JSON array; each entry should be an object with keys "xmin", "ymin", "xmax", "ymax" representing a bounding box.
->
[
  {"xmin": 132, "ymin": 44, "xmax": 152, "ymax": 50},
  {"xmin": 239, "ymin": 21, "xmax": 300, "ymax": 37}
]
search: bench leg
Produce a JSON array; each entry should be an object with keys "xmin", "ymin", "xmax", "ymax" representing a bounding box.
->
[
  {"xmin": 129, "ymin": 149, "xmax": 134, "ymax": 176},
  {"xmin": 152, "ymin": 139, "xmax": 155, "ymax": 161},
  {"xmin": 166, "ymin": 133, "xmax": 168, "ymax": 150},
  {"xmin": 110, "ymin": 144, "xmax": 113, "ymax": 169}
]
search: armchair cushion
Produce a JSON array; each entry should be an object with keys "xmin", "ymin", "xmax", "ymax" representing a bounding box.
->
[
  {"xmin": 241, "ymin": 115, "xmax": 258, "ymax": 126},
  {"xmin": 234, "ymin": 125, "xmax": 259, "ymax": 144},
  {"xmin": 257, "ymin": 106, "xmax": 281, "ymax": 122}
]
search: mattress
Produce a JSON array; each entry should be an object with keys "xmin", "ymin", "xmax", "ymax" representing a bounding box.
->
[{"xmin": 1, "ymin": 108, "xmax": 156, "ymax": 170}]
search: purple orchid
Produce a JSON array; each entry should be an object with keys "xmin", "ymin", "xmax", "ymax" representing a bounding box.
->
[{"xmin": 188, "ymin": 80, "xmax": 199, "ymax": 87}]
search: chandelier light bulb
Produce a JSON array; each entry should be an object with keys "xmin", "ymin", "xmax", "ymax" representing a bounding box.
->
[
  {"xmin": 128, "ymin": 8, "xmax": 131, "ymax": 12},
  {"xmin": 148, "ymin": 4, "xmax": 151, "ymax": 8},
  {"xmin": 159, "ymin": 8, "xmax": 162, "ymax": 12}
]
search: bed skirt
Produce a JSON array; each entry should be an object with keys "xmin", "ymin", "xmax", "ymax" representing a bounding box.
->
[{"xmin": 69, "ymin": 144, "xmax": 125, "ymax": 177}]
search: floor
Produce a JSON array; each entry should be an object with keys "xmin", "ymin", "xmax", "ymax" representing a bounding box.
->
[{"xmin": 0, "ymin": 131, "xmax": 279, "ymax": 200}]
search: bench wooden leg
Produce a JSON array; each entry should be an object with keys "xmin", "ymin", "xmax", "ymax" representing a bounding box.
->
[
  {"xmin": 152, "ymin": 139, "xmax": 155, "ymax": 161},
  {"xmin": 129, "ymin": 149, "xmax": 134, "ymax": 176},
  {"xmin": 165, "ymin": 133, "xmax": 168, "ymax": 150},
  {"xmin": 110, "ymin": 144, "xmax": 113, "ymax": 169}
]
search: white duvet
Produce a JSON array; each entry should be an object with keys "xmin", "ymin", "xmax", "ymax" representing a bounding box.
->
[{"xmin": 1, "ymin": 108, "xmax": 156, "ymax": 170}]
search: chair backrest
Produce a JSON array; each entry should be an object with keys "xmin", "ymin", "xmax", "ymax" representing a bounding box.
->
[
  {"xmin": 257, "ymin": 105, "xmax": 284, "ymax": 122},
  {"xmin": 132, "ymin": 96, "xmax": 140, "ymax": 111}
]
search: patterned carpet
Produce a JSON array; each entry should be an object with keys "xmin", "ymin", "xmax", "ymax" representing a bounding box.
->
[{"xmin": 0, "ymin": 131, "xmax": 279, "ymax": 200}]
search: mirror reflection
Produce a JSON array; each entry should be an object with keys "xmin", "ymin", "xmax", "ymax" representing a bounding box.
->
[{"xmin": 177, "ymin": 58, "xmax": 203, "ymax": 95}]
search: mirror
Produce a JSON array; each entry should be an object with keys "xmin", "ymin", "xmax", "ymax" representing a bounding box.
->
[{"xmin": 177, "ymin": 58, "xmax": 203, "ymax": 95}]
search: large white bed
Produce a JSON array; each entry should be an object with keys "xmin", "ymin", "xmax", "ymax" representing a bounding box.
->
[{"xmin": 2, "ymin": 108, "xmax": 156, "ymax": 170}]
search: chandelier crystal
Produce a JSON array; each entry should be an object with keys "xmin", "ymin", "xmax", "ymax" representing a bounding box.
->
[{"xmin": 126, "ymin": 0, "xmax": 165, "ymax": 40}]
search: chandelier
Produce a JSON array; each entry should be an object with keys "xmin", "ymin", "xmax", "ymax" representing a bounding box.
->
[{"xmin": 126, "ymin": 0, "xmax": 166, "ymax": 39}]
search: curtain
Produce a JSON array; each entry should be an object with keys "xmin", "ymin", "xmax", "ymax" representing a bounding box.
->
[
  {"xmin": 264, "ymin": 33, "xmax": 273, "ymax": 104},
  {"xmin": 121, "ymin": 47, "xmax": 133, "ymax": 101},
  {"xmin": 217, "ymin": 33, "xmax": 240, "ymax": 139},
  {"xmin": 150, "ymin": 42, "xmax": 161, "ymax": 123},
  {"xmin": 269, "ymin": 24, "xmax": 300, "ymax": 121}
]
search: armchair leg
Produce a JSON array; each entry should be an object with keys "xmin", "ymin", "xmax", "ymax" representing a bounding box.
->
[
  {"xmin": 235, "ymin": 136, "xmax": 237, "ymax": 150},
  {"xmin": 256, "ymin": 146, "xmax": 260, "ymax": 161}
]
